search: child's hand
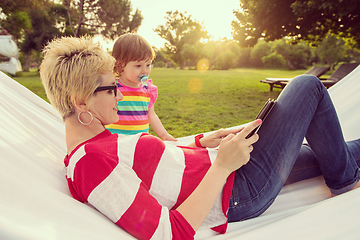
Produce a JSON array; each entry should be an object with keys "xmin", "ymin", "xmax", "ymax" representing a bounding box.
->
[{"xmin": 160, "ymin": 133, "xmax": 178, "ymax": 141}]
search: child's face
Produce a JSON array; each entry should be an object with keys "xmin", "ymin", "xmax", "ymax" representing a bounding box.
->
[{"xmin": 120, "ymin": 58, "xmax": 152, "ymax": 87}]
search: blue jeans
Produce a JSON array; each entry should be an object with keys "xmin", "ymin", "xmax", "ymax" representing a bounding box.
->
[{"xmin": 227, "ymin": 75, "xmax": 360, "ymax": 222}]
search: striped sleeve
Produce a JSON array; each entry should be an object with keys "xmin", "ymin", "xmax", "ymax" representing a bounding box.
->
[{"xmin": 66, "ymin": 135, "xmax": 196, "ymax": 240}]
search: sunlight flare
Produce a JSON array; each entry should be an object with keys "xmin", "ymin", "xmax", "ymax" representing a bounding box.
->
[
  {"xmin": 188, "ymin": 77, "xmax": 203, "ymax": 93},
  {"xmin": 197, "ymin": 58, "xmax": 209, "ymax": 73}
]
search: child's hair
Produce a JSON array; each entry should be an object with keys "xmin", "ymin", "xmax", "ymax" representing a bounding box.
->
[
  {"xmin": 40, "ymin": 36, "xmax": 115, "ymax": 120},
  {"xmin": 112, "ymin": 33, "xmax": 155, "ymax": 76}
]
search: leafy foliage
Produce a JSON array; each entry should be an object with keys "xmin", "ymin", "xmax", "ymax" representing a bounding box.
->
[
  {"xmin": 262, "ymin": 53, "xmax": 286, "ymax": 69},
  {"xmin": 315, "ymin": 34, "xmax": 347, "ymax": 70},
  {"xmin": 0, "ymin": 0, "xmax": 35, "ymax": 40},
  {"xmin": 1, "ymin": 0, "xmax": 66, "ymax": 71},
  {"xmin": 154, "ymin": 11, "xmax": 208, "ymax": 67},
  {"xmin": 63, "ymin": 0, "xmax": 143, "ymax": 39},
  {"xmin": 21, "ymin": 2, "xmax": 66, "ymax": 53},
  {"xmin": 232, "ymin": 0, "xmax": 360, "ymax": 48},
  {"xmin": 271, "ymin": 39, "xmax": 314, "ymax": 69},
  {"xmin": 0, "ymin": 0, "xmax": 143, "ymax": 70},
  {"xmin": 251, "ymin": 40, "xmax": 271, "ymax": 60}
]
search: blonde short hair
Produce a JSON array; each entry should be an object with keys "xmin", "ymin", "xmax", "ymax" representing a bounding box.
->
[
  {"xmin": 40, "ymin": 36, "xmax": 115, "ymax": 120},
  {"xmin": 112, "ymin": 33, "xmax": 155, "ymax": 76}
]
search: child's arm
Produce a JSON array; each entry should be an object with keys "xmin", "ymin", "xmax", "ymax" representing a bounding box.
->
[{"xmin": 148, "ymin": 105, "xmax": 177, "ymax": 141}]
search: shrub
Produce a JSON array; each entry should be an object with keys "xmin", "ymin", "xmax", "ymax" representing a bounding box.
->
[
  {"xmin": 154, "ymin": 61, "xmax": 165, "ymax": 68},
  {"xmin": 262, "ymin": 53, "xmax": 286, "ymax": 68},
  {"xmin": 216, "ymin": 50, "xmax": 236, "ymax": 70}
]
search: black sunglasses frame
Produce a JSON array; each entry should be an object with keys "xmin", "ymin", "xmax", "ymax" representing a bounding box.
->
[{"xmin": 94, "ymin": 85, "xmax": 117, "ymax": 97}]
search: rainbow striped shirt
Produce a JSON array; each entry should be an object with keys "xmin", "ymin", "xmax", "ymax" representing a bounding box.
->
[{"xmin": 106, "ymin": 79, "xmax": 158, "ymax": 135}]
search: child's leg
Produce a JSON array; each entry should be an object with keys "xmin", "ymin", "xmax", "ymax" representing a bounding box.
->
[{"xmin": 227, "ymin": 75, "xmax": 360, "ymax": 222}]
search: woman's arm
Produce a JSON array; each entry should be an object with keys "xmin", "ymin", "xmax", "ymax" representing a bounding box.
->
[
  {"xmin": 148, "ymin": 105, "xmax": 177, "ymax": 141},
  {"xmin": 187, "ymin": 127, "xmax": 245, "ymax": 148},
  {"xmin": 177, "ymin": 120, "xmax": 261, "ymax": 231}
]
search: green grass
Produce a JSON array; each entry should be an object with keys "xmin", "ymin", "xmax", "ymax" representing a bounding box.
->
[
  {"xmin": 12, "ymin": 69, "xmax": 49, "ymax": 101},
  {"xmin": 12, "ymin": 67, "xmax": 316, "ymax": 138}
]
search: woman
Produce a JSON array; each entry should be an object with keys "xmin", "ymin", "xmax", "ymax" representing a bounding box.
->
[{"xmin": 40, "ymin": 36, "xmax": 360, "ymax": 240}]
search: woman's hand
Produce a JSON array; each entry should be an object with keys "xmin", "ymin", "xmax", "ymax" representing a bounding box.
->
[
  {"xmin": 199, "ymin": 127, "xmax": 245, "ymax": 148},
  {"xmin": 213, "ymin": 119, "xmax": 261, "ymax": 174}
]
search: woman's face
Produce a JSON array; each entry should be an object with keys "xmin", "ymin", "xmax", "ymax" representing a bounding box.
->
[{"xmin": 90, "ymin": 71, "xmax": 123, "ymax": 125}]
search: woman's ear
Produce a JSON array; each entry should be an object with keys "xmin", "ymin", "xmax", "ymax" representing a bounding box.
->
[{"xmin": 73, "ymin": 97, "xmax": 87, "ymax": 112}]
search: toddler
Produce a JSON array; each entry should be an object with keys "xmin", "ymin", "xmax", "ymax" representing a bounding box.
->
[{"xmin": 106, "ymin": 33, "xmax": 176, "ymax": 141}]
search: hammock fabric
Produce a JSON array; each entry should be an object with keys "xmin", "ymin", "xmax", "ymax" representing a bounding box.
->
[{"xmin": 0, "ymin": 68, "xmax": 360, "ymax": 240}]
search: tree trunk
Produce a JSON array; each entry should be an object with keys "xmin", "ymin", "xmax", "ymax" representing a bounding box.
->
[
  {"xmin": 75, "ymin": 0, "xmax": 85, "ymax": 37},
  {"xmin": 23, "ymin": 53, "xmax": 31, "ymax": 72}
]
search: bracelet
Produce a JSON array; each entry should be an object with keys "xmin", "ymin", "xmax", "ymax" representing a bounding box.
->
[{"xmin": 195, "ymin": 134, "xmax": 205, "ymax": 148}]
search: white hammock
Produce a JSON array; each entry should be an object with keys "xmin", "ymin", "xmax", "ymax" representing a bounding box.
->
[{"xmin": 0, "ymin": 67, "xmax": 359, "ymax": 240}]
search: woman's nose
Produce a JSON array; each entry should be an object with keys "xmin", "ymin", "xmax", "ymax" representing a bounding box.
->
[{"xmin": 116, "ymin": 89, "xmax": 124, "ymax": 101}]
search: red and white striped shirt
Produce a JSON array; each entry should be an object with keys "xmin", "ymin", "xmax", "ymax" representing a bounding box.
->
[{"xmin": 64, "ymin": 130, "xmax": 234, "ymax": 240}]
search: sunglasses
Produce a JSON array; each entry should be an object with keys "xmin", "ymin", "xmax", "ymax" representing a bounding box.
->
[{"xmin": 94, "ymin": 85, "xmax": 117, "ymax": 97}]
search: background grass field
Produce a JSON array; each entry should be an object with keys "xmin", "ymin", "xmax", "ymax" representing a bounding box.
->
[{"xmin": 12, "ymin": 67, "xmax": 326, "ymax": 138}]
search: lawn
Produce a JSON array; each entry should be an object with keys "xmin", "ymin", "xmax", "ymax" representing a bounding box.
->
[{"xmin": 12, "ymin": 67, "xmax": 313, "ymax": 138}]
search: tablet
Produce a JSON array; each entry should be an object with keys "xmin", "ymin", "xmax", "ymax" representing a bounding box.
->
[{"xmin": 246, "ymin": 98, "xmax": 276, "ymax": 139}]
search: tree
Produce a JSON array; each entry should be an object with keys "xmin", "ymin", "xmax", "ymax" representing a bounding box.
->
[
  {"xmin": 249, "ymin": 38, "xmax": 315, "ymax": 69},
  {"xmin": 236, "ymin": 47, "xmax": 252, "ymax": 67},
  {"xmin": 251, "ymin": 39, "xmax": 271, "ymax": 60},
  {"xmin": 63, "ymin": 0, "xmax": 142, "ymax": 39},
  {"xmin": 154, "ymin": 11, "xmax": 208, "ymax": 68},
  {"xmin": 315, "ymin": 34, "xmax": 346, "ymax": 70},
  {"xmin": 216, "ymin": 49, "xmax": 237, "ymax": 70},
  {"xmin": 271, "ymin": 39, "xmax": 313, "ymax": 69},
  {"xmin": 1, "ymin": 0, "xmax": 142, "ymax": 71},
  {"xmin": 291, "ymin": 0, "xmax": 360, "ymax": 46},
  {"xmin": 181, "ymin": 44, "xmax": 204, "ymax": 69},
  {"xmin": 193, "ymin": 39, "xmax": 241, "ymax": 70},
  {"xmin": 213, "ymin": 40, "xmax": 240, "ymax": 70},
  {"xmin": 153, "ymin": 47, "xmax": 174, "ymax": 68},
  {"xmin": 201, "ymin": 41, "xmax": 219, "ymax": 70},
  {"xmin": 232, "ymin": 0, "xmax": 360, "ymax": 48},
  {"xmin": 232, "ymin": 0, "xmax": 296, "ymax": 48},
  {"xmin": 1, "ymin": 0, "xmax": 66, "ymax": 71},
  {"xmin": 0, "ymin": 0, "xmax": 35, "ymax": 41},
  {"xmin": 21, "ymin": 2, "xmax": 66, "ymax": 71},
  {"xmin": 262, "ymin": 53, "xmax": 286, "ymax": 69}
]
